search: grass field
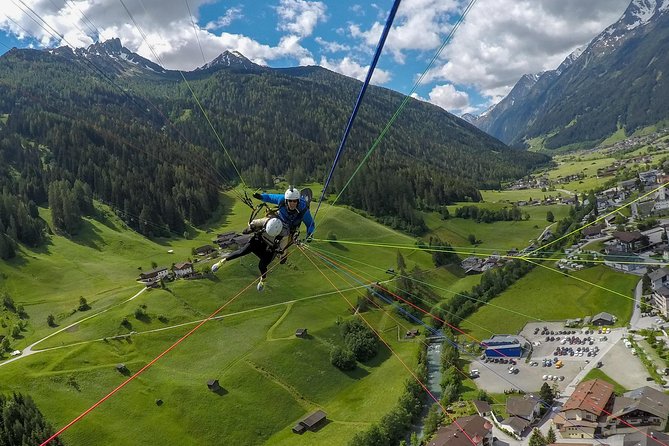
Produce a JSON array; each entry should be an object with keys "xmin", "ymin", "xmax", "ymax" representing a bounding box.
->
[
  {"xmin": 460, "ymin": 265, "xmax": 638, "ymax": 340},
  {"xmin": 0, "ymin": 191, "xmax": 449, "ymax": 445},
  {"xmin": 0, "ymin": 179, "xmax": 650, "ymax": 445}
]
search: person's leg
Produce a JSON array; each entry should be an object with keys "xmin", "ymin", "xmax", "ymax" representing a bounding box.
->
[{"xmin": 212, "ymin": 241, "xmax": 253, "ymax": 272}]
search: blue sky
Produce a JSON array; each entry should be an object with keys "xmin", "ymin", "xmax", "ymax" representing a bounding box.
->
[{"xmin": 1, "ymin": 0, "xmax": 631, "ymax": 115}]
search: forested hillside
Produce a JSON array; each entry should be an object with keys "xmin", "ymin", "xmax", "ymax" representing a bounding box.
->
[{"xmin": 0, "ymin": 42, "xmax": 549, "ymax": 256}]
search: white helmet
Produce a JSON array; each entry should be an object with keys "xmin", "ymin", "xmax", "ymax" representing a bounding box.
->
[
  {"xmin": 264, "ymin": 218, "xmax": 283, "ymax": 237},
  {"xmin": 284, "ymin": 186, "xmax": 300, "ymax": 201}
]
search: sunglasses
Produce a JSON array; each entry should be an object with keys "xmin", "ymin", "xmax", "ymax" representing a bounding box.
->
[{"xmin": 287, "ymin": 199, "xmax": 298, "ymax": 203}]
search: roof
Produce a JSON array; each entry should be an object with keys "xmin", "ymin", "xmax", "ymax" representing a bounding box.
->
[
  {"xmin": 472, "ymin": 400, "xmax": 492, "ymax": 414},
  {"xmin": 582, "ymin": 224, "xmax": 605, "ymax": 236},
  {"xmin": 429, "ymin": 415, "xmax": 492, "ymax": 446},
  {"xmin": 562, "ymin": 379, "xmax": 614, "ymax": 416},
  {"xmin": 553, "ymin": 412, "xmax": 598, "ymax": 429},
  {"xmin": 500, "ymin": 416, "xmax": 530, "ymax": 434},
  {"xmin": 301, "ymin": 410, "xmax": 326, "ymax": 428},
  {"xmin": 506, "ymin": 396, "xmax": 540, "ymax": 421},
  {"xmin": 649, "ymin": 268, "xmax": 669, "ymax": 282},
  {"xmin": 613, "ymin": 231, "xmax": 645, "ymax": 243},
  {"xmin": 173, "ymin": 262, "xmax": 192, "ymax": 269},
  {"xmin": 610, "ymin": 386, "xmax": 669, "ymax": 420},
  {"xmin": 592, "ymin": 312, "xmax": 615, "ymax": 323},
  {"xmin": 624, "ymin": 429, "xmax": 669, "ymax": 446},
  {"xmin": 655, "ymin": 286, "xmax": 669, "ymax": 298},
  {"xmin": 481, "ymin": 335, "xmax": 526, "ymax": 346}
]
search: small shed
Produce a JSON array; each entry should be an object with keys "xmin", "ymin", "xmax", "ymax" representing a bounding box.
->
[
  {"xmin": 207, "ymin": 379, "xmax": 221, "ymax": 392},
  {"xmin": 295, "ymin": 328, "xmax": 308, "ymax": 338},
  {"xmin": 116, "ymin": 363, "xmax": 127, "ymax": 373},
  {"xmin": 292, "ymin": 410, "xmax": 327, "ymax": 434}
]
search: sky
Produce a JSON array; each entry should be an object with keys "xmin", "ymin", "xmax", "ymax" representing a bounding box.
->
[{"xmin": 0, "ymin": 0, "xmax": 632, "ymax": 116}]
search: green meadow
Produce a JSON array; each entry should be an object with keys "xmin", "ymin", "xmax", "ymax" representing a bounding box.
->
[
  {"xmin": 0, "ymin": 180, "xmax": 647, "ymax": 445},
  {"xmin": 461, "ymin": 265, "xmax": 638, "ymax": 340}
]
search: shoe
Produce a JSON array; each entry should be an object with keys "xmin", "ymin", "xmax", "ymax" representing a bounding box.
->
[
  {"xmin": 211, "ymin": 258, "xmax": 226, "ymax": 272},
  {"xmin": 257, "ymin": 280, "xmax": 265, "ymax": 292}
]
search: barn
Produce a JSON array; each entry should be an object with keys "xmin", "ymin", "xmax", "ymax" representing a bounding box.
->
[{"xmin": 481, "ymin": 335, "xmax": 527, "ymax": 358}]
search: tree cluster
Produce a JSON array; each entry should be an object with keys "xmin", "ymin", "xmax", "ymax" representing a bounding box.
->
[
  {"xmin": 0, "ymin": 392, "xmax": 64, "ymax": 446},
  {"xmin": 454, "ymin": 205, "xmax": 523, "ymax": 223}
]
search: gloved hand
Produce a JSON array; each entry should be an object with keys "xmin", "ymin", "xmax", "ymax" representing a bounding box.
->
[
  {"xmin": 305, "ymin": 234, "xmax": 313, "ymax": 243},
  {"xmin": 253, "ymin": 192, "xmax": 262, "ymax": 200}
]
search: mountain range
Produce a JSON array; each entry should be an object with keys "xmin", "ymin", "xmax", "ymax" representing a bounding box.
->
[
  {"xmin": 0, "ymin": 38, "xmax": 548, "ymax": 248},
  {"xmin": 469, "ymin": 0, "xmax": 669, "ymax": 150}
]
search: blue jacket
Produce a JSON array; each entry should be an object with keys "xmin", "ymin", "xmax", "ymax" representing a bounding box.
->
[{"xmin": 259, "ymin": 193, "xmax": 315, "ymax": 236}]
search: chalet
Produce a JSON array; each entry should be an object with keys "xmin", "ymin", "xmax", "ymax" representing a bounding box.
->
[
  {"xmin": 428, "ymin": 415, "xmax": 493, "ymax": 446},
  {"xmin": 608, "ymin": 387, "xmax": 669, "ymax": 432},
  {"xmin": 500, "ymin": 416, "xmax": 530, "ymax": 437},
  {"xmin": 292, "ymin": 410, "xmax": 327, "ymax": 434},
  {"xmin": 207, "ymin": 379, "xmax": 221, "ymax": 392},
  {"xmin": 611, "ymin": 231, "xmax": 646, "ymax": 252},
  {"xmin": 582, "ymin": 224, "xmax": 605, "ymax": 238},
  {"xmin": 172, "ymin": 262, "xmax": 193, "ymax": 278},
  {"xmin": 506, "ymin": 395, "xmax": 541, "ymax": 422},
  {"xmin": 213, "ymin": 231, "xmax": 237, "ymax": 247},
  {"xmin": 472, "ymin": 400, "xmax": 492, "ymax": 418},
  {"xmin": 194, "ymin": 245, "xmax": 216, "ymax": 256},
  {"xmin": 138, "ymin": 267, "xmax": 169, "ymax": 282},
  {"xmin": 555, "ymin": 379, "xmax": 614, "ymax": 439},
  {"xmin": 295, "ymin": 328, "xmax": 308, "ymax": 338},
  {"xmin": 591, "ymin": 312, "xmax": 616, "ymax": 326}
]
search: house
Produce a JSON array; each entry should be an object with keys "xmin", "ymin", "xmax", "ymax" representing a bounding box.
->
[
  {"xmin": 639, "ymin": 170, "xmax": 660, "ymax": 186},
  {"xmin": 207, "ymin": 379, "xmax": 221, "ymax": 392},
  {"xmin": 582, "ymin": 224, "xmax": 605, "ymax": 238},
  {"xmin": 428, "ymin": 415, "xmax": 493, "ymax": 446},
  {"xmin": 555, "ymin": 379, "xmax": 614, "ymax": 438},
  {"xmin": 591, "ymin": 312, "xmax": 616, "ymax": 326},
  {"xmin": 480, "ymin": 335, "xmax": 528, "ymax": 358},
  {"xmin": 194, "ymin": 245, "xmax": 216, "ymax": 256},
  {"xmin": 608, "ymin": 387, "xmax": 669, "ymax": 431},
  {"xmin": 623, "ymin": 429, "xmax": 669, "ymax": 446},
  {"xmin": 500, "ymin": 416, "xmax": 531, "ymax": 437},
  {"xmin": 649, "ymin": 268, "xmax": 669, "ymax": 291},
  {"xmin": 611, "ymin": 232, "xmax": 646, "ymax": 252},
  {"xmin": 138, "ymin": 267, "xmax": 169, "ymax": 282},
  {"xmin": 292, "ymin": 410, "xmax": 327, "ymax": 434},
  {"xmin": 472, "ymin": 400, "xmax": 492, "ymax": 417},
  {"xmin": 213, "ymin": 231, "xmax": 236, "ymax": 245},
  {"xmin": 295, "ymin": 328, "xmax": 308, "ymax": 338},
  {"xmin": 172, "ymin": 262, "xmax": 193, "ymax": 278},
  {"xmin": 652, "ymin": 286, "xmax": 669, "ymax": 317},
  {"xmin": 506, "ymin": 395, "xmax": 542, "ymax": 422},
  {"xmin": 618, "ymin": 179, "xmax": 638, "ymax": 191}
]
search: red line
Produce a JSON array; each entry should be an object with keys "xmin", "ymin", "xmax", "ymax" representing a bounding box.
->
[
  {"xmin": 309, "ymin": 247, "xmax": 669, "ymax": 446},
  {"xmin": 40, "ymin": 274, "xmax": 262, "ymax": 445}
]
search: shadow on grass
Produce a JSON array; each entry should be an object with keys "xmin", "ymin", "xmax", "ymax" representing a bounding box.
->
[
  {"xmin": 325, "ymin": 242, "xmax": 349, "ymax": 251},
  {"xmin": 343, "ymin": 366, "xmax": 370, "ymax": 379},
  {"xmin": 212, "ymin": 387, "xmax": 228, "ymax": 396},
  {"xmin": 68, "ymin": 219, "xmax": 105, "ymax": 250}
]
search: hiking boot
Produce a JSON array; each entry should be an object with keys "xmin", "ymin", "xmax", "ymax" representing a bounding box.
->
[{"xmin": 257, "ymin": 280, "xmax": 265, "ymax": 292}]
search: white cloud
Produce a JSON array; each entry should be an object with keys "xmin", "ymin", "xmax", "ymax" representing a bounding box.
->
[
  {"xmin": 276, "ymin": 0, "xmax": 327, "ymax": 38},
  {"xmin": 425, "ymin": 0, "xmax": 630, "ymax": 101},
  {"xmin": 319, "ymin": 56, "xmax": 391, "ymax": 84},
  {"xmin": 205, "ymin": 7, "xmax": 243, "ymax": 30},
  {"xmin": 314, "ymin": 36, "xmax": 350, "ymax": 53},
  {"xmin": 426, "ymin": 84, "xmax": 470, "ymax": 113}
]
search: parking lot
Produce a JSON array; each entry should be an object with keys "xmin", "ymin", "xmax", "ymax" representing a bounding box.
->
[{"xmin": 471, "ymin": 321, "xmax": 625, "ymax": 394}]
